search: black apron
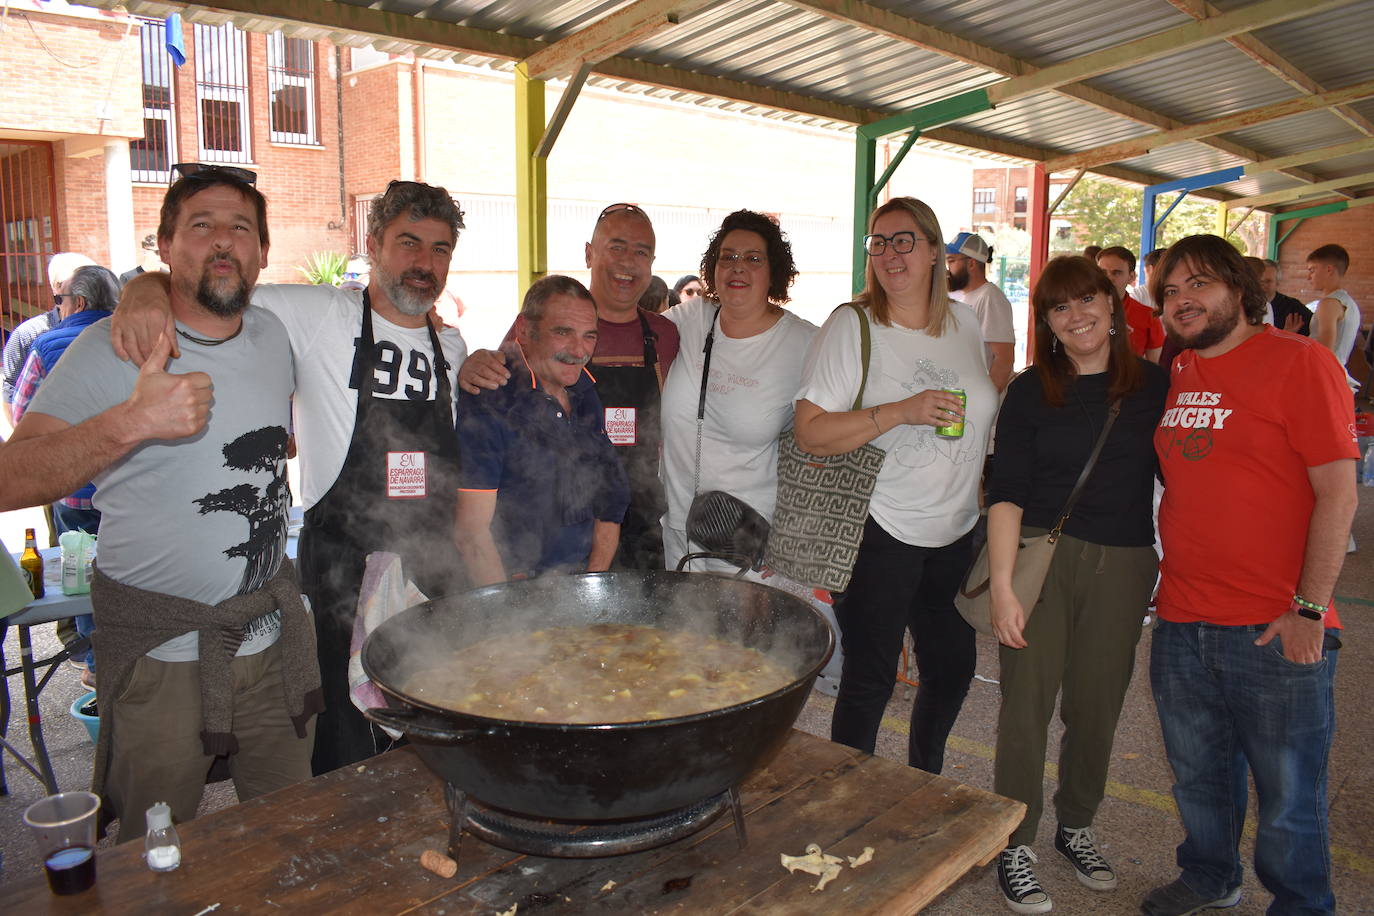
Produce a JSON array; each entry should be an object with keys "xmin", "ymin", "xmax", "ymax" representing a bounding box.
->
[
  {"xmin": 297, "ymin": 293, "xmax": 462, "ymax": 774},
  {"xmin": 593, "ymin": 310, "xmax": 666, "ymax": 570}
]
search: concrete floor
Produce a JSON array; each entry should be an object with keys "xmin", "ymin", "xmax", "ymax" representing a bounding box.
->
[{"xmin": 2, "ymin": 493, "xmax": 1372, "ymax": 914}]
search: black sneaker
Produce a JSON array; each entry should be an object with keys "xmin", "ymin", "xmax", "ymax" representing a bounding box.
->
[
  {"xmin": 1054, "ymin": 824, "xmax": 1116, "ymax": 890},
  {"xmin": 1141, "ymin": 878, "xmax": 1242, "ymax": 915},
  {"xmin": 998, "ymin": 845, "xmax": 1052, "ymax": 914}
]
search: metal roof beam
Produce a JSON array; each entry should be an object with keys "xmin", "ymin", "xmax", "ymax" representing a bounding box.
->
[
  {"xmin": 521, "ymin": 0, "xmax": 712, "ymax": 81},
  {"xmin": 784, "ymin": 0, "xmax": 1326, "ymax": 184},
  {"xmin": 983, "ymin": 0, "xmax": 1352, "ymax": 105},
  {"xmin": 70, "ymin": 0, "xmax": 1236, "ymax": 202},
  {"xmin": 1164, "ymin": 0, "xmax": 1374, "ymax": 137},
  {"xmin": 778, "ymin": 0, "xmax": 1030, "ymax": 74},
  {"xmin": 1045, "ymin": 79, "xmax": 1374, "ymax": 172},
  {"xmin": 1226, "ymin": 170, "xmax": 1374, "ymax": 208},
  {"xmin": 1243, "ymin": 138, "xmax": 1374, "ymax": 176}
]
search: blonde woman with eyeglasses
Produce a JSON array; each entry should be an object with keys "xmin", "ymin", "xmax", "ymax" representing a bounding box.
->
[{"xmin": 793, "ymin": 197, "xmax": 997, "ymax": 775}]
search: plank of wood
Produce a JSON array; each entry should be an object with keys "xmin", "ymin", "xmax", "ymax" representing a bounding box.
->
[{"xmin": 6, "ymin": 730, "xmax": 1022, "ymax": 915}]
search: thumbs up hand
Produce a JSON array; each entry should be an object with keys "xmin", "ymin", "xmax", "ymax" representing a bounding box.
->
[{"xmin": 126, "ymin": 332, "xmax": 213, "ymax": 440}]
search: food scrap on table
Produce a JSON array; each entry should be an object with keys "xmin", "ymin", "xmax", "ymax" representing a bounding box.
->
[
  {"xmin": 848, "ymin": 847, "xmax": 875, "ymax": 868},
  {"xmin": 495, "ymin": 904, "xmax": 518, "ymax": 916},
  {"xmin": 780, "ymin": 843, "xmax": 844, "ymax": 892},
  {"xmin": 600, "ymin": 879, "xmax": 617, "ymax": 892},
  {"xmin": 780, "ymin": 842, "xmax": 877, "ymax": 891}
]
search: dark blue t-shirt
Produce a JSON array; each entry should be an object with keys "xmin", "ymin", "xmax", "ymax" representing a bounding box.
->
[{"xmin": 458, "ymin": 356, "xmax": 630, "ymax": 576}]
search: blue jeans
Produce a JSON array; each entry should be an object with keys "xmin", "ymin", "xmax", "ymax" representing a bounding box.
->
[{"xmin": 1150, "ymin": 619, "xmax": 1338, "ymax": 916}]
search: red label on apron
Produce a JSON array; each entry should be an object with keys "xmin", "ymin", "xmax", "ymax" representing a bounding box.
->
[
  {"xmin": 605, "ymin": 407, "xmax": 638, "ymax": 446},
  {"xmin": 387, "ymin": 451, "xmax": 427, "ymax": 499}
]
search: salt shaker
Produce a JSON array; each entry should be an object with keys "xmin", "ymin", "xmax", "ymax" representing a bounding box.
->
[{"xmin": 144, "ymin": 802, "xmax": 181, "ymax": 871}]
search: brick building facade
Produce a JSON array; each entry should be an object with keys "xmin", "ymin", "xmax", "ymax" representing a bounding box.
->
[{"xmin": 0, "ymin": 2, "xmax": 345, "ymax": 332}]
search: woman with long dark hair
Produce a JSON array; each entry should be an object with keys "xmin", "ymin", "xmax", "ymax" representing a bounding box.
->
[
  {"xmin": 793, "ymin": 197, "xmax": 998, "ymax": 775},
  {"xmin": 986, "ymin": 256, "xmax": 1167, "ymax": 913}
]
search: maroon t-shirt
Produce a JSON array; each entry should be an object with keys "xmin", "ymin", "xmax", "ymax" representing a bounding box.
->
[
  {"xmin": 590, "ymin": 308, "xmax": 680, "ymax": 387},
  {"xmin": 501, "ymin": 307, "xmax": 680, "ymax": 384}
]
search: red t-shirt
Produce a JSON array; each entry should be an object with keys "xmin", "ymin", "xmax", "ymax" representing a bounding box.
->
[
  {"xmin": 1154, "ymin": 327, "xmax": 1358, "ymax": 627},
  {"xmin": 1123, "ymin": 294, "xmax": 1164, "ymax": 357}
]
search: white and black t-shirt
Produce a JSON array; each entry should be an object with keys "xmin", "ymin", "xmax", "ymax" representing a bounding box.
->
[{"xmin": 249, "ymin": 284, "xmax": 468, "ymax": 509}]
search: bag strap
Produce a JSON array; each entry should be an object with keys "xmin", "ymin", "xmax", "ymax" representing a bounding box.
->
[
  {"xmin": 693, "ymin": 305, "xmax": 724, "ymax": 495},
  {"xmin": 844, "ymin": 302, "xmax": 872, "ymax": 411},
  {"xmin": 1049, "ymin": 400, "xmax": 1121, "ymax": 541}
]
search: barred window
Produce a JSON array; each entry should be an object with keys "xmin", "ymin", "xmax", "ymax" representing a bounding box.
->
[
  {"xmin": 973, "ymin": 188, "xmax": 996, "ymax": 215},
  {"xmin": 194, "ymin": 23, "xmax": 251, "ymax": 163},
  {"xmin": 131, "ymin": 17, "xmax": 176, "ymax": 182},
  {"xmin": 268, "ymin": 33, "xmax": 317, "ymax": 145}
]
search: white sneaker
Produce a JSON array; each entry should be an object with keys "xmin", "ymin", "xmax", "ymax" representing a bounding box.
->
[
  {"xmin": 998, "ymin": 845, "xmax": 1052, "ymax": 914},
  {"xmin": 1054, "ymin": 824, "xmax": 1116, "ymax": 890}
]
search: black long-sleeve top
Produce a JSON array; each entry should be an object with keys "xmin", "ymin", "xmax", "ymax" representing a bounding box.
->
[{"xmin": 987, "ymin": 360, "xmax": 1169, "ymax": 548}]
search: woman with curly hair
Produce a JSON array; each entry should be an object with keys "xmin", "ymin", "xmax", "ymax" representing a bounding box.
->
[{"xmin": 658, "ymin": 209, "xmax": 817, "ymax": 571}]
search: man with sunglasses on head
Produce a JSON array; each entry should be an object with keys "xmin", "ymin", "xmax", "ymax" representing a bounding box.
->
[
  {"xmin": 113, "ymin": 172, "xmax": 469, "ymax": 775},
  {"xmin": 460, "ymin": 203, "xmax": 680, "ymax": 570},
  {"xmin": 0, "ymin": 165, "xmax": 321, "ymax": 842}
]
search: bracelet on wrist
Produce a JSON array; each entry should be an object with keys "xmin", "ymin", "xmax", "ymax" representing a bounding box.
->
[
  {"xmin": 870, "ymin": 405, "xmax": 882, "ymax": 434},
  {"xmin": 1291, "ymin": 594, "xmax": 1327, "ymax": 621}
]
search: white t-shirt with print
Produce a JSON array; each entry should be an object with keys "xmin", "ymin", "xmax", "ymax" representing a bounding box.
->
[
  {"xmin": 250, "ymin": 284, "xmax": 467, "ymax": 509},
  {"xmin": 797, "ymin": 302, "xmax": 996, "ymax": 547},
  {"xmin": 30, "ymin": 313, "xmax": 294, "ymax": 661},
  {"xmin": 660, "ymin": 299, "xmax": 817, "ymax": 552}
]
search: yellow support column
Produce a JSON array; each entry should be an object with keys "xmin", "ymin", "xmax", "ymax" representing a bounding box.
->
[
  {"xmin": 1215, "ymin": 202, "xmax": 1229, "ymax": 237},
  {"xmin": 514, "ymin": 63, "xmax": 548, "ymax": 293}
]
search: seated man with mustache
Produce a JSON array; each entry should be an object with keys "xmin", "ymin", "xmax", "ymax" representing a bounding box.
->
[
  {"xmin": 456, "ymin": 275, "xmax": 629, "ymax": 584},
  {"xmin": 111, "ymin": 179, "xmax": 469, "ymax": 776}
]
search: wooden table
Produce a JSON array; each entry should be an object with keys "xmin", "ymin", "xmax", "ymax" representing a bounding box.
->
[{"xmin": 8, "ymin": 729, "xmax": 1024, "ymax": 914}]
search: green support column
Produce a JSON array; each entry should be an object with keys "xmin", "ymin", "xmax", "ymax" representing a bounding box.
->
[
  {"xmin": 852, "ymin": 135, "xmax": 876, "ymax": 296},
  {"xmin": 1266, "ymin": 199, "xmax": 1351, "ymax": 258},
  {"xmin": 850, "ymin": 90, "xmax": 994, "ymax": 292},
  {"xmin": 514, "ymin": 63, "xmax": 548, "ymax": 293}
]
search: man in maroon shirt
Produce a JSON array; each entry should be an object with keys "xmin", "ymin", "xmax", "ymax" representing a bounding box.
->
[{"xmin": 460, "ymin": 204, "xmax": 680, "ymax": 569}]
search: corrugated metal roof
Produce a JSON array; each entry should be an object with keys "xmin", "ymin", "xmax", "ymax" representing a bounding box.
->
[{"xmin": 77, "ymin": 0, "xmax": 1374, "ymax": 206}]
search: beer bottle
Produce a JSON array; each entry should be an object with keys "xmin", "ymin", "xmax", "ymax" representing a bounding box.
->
[{"xmin": 20, "ymin": 527, "xmax": 44, "ymax": 599}]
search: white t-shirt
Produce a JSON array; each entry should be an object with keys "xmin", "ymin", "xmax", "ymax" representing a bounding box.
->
[
  {"xmin": 1130, "ymin": 283, "xmax": 1153, "ymax": 311},
  {"xmin": 950, "ymin": 281, "xmax": 1015, "ymax": 367},
  {"xmin": 1310, "ymin": 288, "xmax": 1361, "ymax": 364},
  {"xmin": 660, "ymin": 299, "xmax": 817, "ymax": 560},
  {"xmin": 797, "ymin": 302, "xmax": 997, "ymax": 547},
  {"xmin": 250, "ymin": 284, "xmax": 467, "ymax": 509}
]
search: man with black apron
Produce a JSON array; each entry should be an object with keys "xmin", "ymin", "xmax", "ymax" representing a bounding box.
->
[
  {"xmin": 298, "ymin": 289, "xmax": 463, "ymax": 774},
  {"xmin": 459, "ymin": 204, "xmax": 679, "ymax": 570}
]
